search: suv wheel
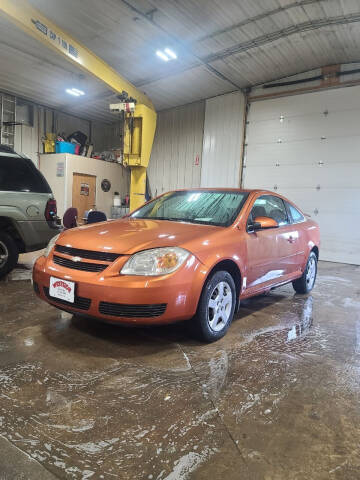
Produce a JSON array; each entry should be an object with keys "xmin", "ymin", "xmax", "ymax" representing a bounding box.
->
[
  {"xmin": 0, "ymin": 233, "xmax": 19, "ymax": 278},
  {"xmin": 191, "ymin": 270, "xmax": 236, "ymax": 342}
]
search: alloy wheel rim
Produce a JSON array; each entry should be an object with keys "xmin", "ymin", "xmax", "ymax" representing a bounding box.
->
[
  {"xmin": 0, "ymin": 241, "xmax": 9, "ymax": 269},
  {"xmin": 306, "ymin": 257, "xmax": 316, "ymax": 288},
  {"xmin": 207, "ymin": 281, "xmax": 233, "ymax": 332}
]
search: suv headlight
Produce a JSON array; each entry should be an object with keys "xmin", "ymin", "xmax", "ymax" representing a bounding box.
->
[
  {"xmin": 121, "ymin": 247, "xmax": 190, "ymax": 276},
  {"xmin": 44, "ymin": 233, "xmax": 60, "ymax": 258}
]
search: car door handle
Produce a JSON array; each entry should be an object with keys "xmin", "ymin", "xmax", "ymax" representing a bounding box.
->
[{"xmin": 287, "ymin": 236, "xmax": 296, "ymax": 243}]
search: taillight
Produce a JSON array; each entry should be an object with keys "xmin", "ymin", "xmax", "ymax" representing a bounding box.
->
[{"xmin": 45, "ymin": 199, "xmax": 57, "ymax": 221}]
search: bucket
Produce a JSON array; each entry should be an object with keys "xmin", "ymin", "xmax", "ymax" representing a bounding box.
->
[{"xmin": 55, "ymin": 141, "xmax": 76, "ymax": 154}]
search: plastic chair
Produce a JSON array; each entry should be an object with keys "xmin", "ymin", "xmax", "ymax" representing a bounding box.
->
[
  {"xmin": 63, "ymin": 208, "xmax": 78, "ymax": 229},
  {"xmin": 87, "ymin": 210, "xmax": 107, "ymax": 224}
]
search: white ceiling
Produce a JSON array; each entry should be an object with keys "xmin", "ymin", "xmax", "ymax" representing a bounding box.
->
[{"xmin": 1, "ymin": 0, "xmax": 360, "ymax": 120}]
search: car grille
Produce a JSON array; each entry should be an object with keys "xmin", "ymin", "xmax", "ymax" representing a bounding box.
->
[
  {"xmin": 99, "ymin": 301, "xmax": 167, "ymax": 318},
  {"xmin": 55, "ymin": 245, "xmax": 121, "ymax": 262},
  {"xmin": 53, "ymin": 255, "xmax": 108, "ymax": 272},
  {"xmin": 43, "ymin": 287, "xmax": 91, "ymax": 311}
]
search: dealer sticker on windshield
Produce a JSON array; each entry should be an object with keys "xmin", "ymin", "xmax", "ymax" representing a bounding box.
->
[{"xmin": 49, "ymin": 276, "xmax": 75, "ymax": 303}]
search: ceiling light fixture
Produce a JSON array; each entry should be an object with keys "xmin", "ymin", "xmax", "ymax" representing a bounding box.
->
[
  {"xmin": 66, "ymin": 88, "xmax": 85, "ymax": 96},
  {"xmin": 156, "ymin": 48, "xmax": 177, "ymax": 61},
  {"xmin": 164, "ymin": 48, "xmax": 177, "ymax": 59},
  {"xmin": 156, "ymin": 50, "xmax": 169, "ymax": 61}
]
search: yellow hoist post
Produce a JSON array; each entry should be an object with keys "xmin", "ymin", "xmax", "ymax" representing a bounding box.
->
[{"xmin": 0, "ymin": 0, "xmax": 157, "ymax": 211}]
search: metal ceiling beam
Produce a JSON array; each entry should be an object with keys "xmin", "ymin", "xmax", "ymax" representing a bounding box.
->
[
  {"xmin": 203, "ymin": 13, "xmax": 360, "ymax": 63},
  {"xmin": 118, "ymin": 0, "xmax": 242, "ymax": 90},
  {"xmin": 134, "ymin": 12, "xmax": 360, "ymax": 88},
  {"xmin": 0, "ymin": 0, "xmax": 155, "ymax": 111},
  {"xmin": 194, "ymin": 0, "xmax": 327, "ymax": 44}
]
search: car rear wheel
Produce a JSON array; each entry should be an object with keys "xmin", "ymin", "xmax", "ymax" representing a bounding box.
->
[
  {"xmin": 292, "ymin": 251, "xmax": 318, "ymax": 294},
  {"xmin": 191, "ymin": 270, "xmax": 236, "ymax": 342},
  {"xmin": 0, "ymin": 233, "xmax": 19, "ymax": 278}
]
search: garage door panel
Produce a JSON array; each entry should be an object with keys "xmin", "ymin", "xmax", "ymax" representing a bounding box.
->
[
  {"xmin": 244, "ymin": 178, "xmax": 359, "ymax": 215},
  {"xmin": 246, "ymin": 138, "xmax": 360, "ymax": 167},
  {"xmin": 244, "ymin": 165, "xmax": 321, "ymax": 188},
  {"xmin": 248, "ymin": 85, "xmax": 360, "ymax": 121},
  {"xmin": 244, "ymin": 85, "xmax": 360, "ymax": 264},
  {"xmin": 247, "ymin": 111, "xmax": 360, "ymax": 144},
  {"xmin": 287, "ymin": 190, "xmax": 359, "ymax": 216},
  {"xmin": 244, "ymin": 164, "xmax": 360, "ymax": 189}
]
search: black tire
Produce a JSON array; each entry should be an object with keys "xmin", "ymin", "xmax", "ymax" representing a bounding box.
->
[
  {"xmin": 191, "ymin": 270, "xmax": 236, "ymax": 342},
  {"xmin": 292, "ymin": 251, "xmax": 318, "ymax": 294},
  {"xmin": 0, "ymin": 233, "xmax": 19, "ymax": 278}
]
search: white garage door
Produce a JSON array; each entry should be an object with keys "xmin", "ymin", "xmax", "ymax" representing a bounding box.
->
[{"xmin": 243, "ymin": 85, "xmax": 360, "ymax": 265}]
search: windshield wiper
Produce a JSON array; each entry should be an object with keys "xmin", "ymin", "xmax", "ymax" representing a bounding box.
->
[
  {"xmin": 134, "ymin": 216, "xmax": 221, "ymax": 226},
  {"xmin": 136, "ymin": 216, "xmax": 191, "ymax": 222}
]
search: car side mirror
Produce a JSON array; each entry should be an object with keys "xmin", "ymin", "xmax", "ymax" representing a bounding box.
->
[{"xmin": 253, "ymin": 216, "xmax": 279, "ymax": 230}]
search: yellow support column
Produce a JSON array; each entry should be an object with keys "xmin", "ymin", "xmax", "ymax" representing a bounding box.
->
[
  {"xmin": 130, "ymin": 166, "xmax": 147, "ymax": 210},
  {"xmin": 123, "ymin": 105, "xmax": 157, "ymax": 210}
]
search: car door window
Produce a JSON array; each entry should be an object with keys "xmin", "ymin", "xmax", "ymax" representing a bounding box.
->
[{"xmin": 249, "ymin": 195, "xmax": 289, "ymax": 226}]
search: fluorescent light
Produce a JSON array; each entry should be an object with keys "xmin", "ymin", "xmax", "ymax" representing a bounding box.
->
[
  {"xmin": 66, "ymin": 88, "xmax": 80, "ymax": 96},
  {"xmin": 164, "ymin": 48, "xmax": 177, "ymax": 59},
  {"xmin": 66, "ymin": 88, "xmax": 85, "ymax": 96},
  {"xmin": 156, "ymin": 50, "xmax": 169, "ymax": 61},
  {"xmin": 72, "ymin": 88, "xmax": 85, "ymax": 96}
]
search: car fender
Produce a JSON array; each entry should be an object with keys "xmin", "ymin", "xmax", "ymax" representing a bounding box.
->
[
  {"xmin": 303, "ymin": 220, "xmax": 320, "ymax": 268},
  {"xmin": 0, "ymin": 205, "xmax": 28, "ymax": 221},
  {"xmin": 192, "ymin": 246, "xmax": 245, "ymax": 294}
]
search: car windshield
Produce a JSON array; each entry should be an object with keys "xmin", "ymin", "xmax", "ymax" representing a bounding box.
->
[{"xmin": 131, "ymin": 190, "xmax": 249, "ymax": 227}]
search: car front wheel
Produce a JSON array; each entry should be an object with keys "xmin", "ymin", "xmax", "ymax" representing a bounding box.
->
[
  {"xmin": 292, "ymin": 251, "xmax": 318, "ymax": 294},
  {"xmin": 191, "ymin": 270, "xmax": 236, "ymax": 342}
]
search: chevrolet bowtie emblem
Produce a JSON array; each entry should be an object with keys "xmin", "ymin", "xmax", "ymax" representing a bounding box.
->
[{"xmin": 72, "ymin": 256, "xmax": 82, "ymax": 262}]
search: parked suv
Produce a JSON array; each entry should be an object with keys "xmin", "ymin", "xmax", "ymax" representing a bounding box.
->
[{"xmin": 0, "ymin": 144, "xmax": 60, "ymax": 277}]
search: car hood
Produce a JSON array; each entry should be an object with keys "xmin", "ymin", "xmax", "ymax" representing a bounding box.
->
[{"xmin": 57, "ymin": 218, "xmax": 222, "ymax": 255}]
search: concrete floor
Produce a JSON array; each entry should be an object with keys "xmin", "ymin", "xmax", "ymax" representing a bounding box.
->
[{"xmin": 0, "ymin": 261, "xmax": 359, "ymax": 479}]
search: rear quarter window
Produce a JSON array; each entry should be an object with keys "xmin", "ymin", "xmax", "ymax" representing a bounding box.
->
[
  {"xmin": 288, "ymin": 203, "xmax": 305, "ymax": 223},
  {"xmin": 0, "ymin": 155, "xmax": 51, "ymax": 193}
]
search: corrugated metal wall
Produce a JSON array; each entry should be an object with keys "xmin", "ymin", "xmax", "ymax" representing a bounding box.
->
[
  {"xmin": 14, "ymin": 104, "xmax": 49, "ymax": 168},
  {"xmin": 148, "ymin": 101, "xmax": 204, "ymax": 196},
  {"xmin": 56, "ymin": 112, "xmax": 90, "ymax": 139},
  {"xmin": 92, "ymin": 121, "xmax": 123, "ymax": 154},
  {"xmin": 201, "ymin": 91, "xmax": 245, "ymax": 188}
]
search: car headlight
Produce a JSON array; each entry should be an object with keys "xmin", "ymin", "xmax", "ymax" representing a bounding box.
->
[
  {"xmin": 121, "ymin": 247, "xmax": 190, "ymax": 276},
  {"xmin": 44, "ymin": 233, "xmax": 60, "ymax": 258}
]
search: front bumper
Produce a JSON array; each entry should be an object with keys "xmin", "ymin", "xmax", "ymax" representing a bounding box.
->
[{"xmin": 33, "ymin": 254, "xmax": 207, "ymax": 325}]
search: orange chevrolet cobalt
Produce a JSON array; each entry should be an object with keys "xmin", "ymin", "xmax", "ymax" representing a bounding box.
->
[{"xmin": 33, "ymin": 189, "xmax": 320, "ymax": 342}]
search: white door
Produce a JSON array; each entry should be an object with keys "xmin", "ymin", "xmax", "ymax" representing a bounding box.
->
[{"xmin": 243, "ymin": 85, "xmax": 360, "ymax": 265}]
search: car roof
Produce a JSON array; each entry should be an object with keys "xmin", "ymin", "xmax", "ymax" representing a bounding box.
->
[{"xmin": 170, "ymin": 188, "xmax": 274, "ymax": 194}]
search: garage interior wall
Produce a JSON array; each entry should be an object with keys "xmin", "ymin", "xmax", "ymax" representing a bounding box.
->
[
  {"xmin": 10, "ymin": 95, "xmax": 109, "ymax": 167},
  {"xmin": 40, "ymin": 153, "xmax": 129, "ymax": 218},
  {"xmin": 243, "ymin": 84, "xmax": 360, "ymax": 265},
  {"xmin": 201, "ymin": 91, "xmax": 245, "ymax": 188},
  {"xmin": 92, "ymin": 121, "xmax": 123, "ymax": 153},
  {"xmin": 148, "ymin": 101, "xmax": 204, "ymax": 196}
]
